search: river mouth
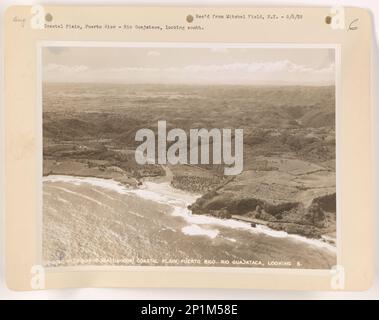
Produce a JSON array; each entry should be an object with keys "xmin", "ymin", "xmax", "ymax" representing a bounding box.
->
[{"xmin": 42, "ymin": 175, "xmax": 336, "ymax": 269}]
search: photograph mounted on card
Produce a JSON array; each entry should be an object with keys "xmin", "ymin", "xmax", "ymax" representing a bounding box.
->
[{"xmin": 4, "ymin": 5, "xmax": 374, "ymax": 290}]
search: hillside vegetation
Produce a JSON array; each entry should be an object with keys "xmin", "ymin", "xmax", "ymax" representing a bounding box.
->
[{"xmin": 43, "ymin": 83, "xmax": 336, "ymax": 240}]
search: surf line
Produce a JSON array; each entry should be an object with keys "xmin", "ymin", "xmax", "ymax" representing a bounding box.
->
[{"xmin": 43, "ymin": 175, "xmax": 337, "ymax": 253}]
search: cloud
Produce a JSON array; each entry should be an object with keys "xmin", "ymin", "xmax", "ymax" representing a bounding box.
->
[
  {"xmin": 43, "ymin": 60, "xmax": 335, "ymax": 85},
  {"xmin": 43, "ymin": 64, "xmax": 90, "ymax": 82},
  {"xmin": 46, "ymin": 47, "xmax": 70, "ymax": 55},
  {"xmin": 147, "ymin": 50, "xmax": 161, "ymax": 57},
  {"xmin": 44, "ymin": 63, "xmax": 89, "ymax": 73},
  {"xmin": 181, "ymin": 60, "xmax": 334, "ymax": 74},
  {"xmin": 209, "ymin": 47, "xmax": 229, "ymax": 53},
  {"xmin": 102, "ymin": 60, "xmax": 334, "ymax": 75}
]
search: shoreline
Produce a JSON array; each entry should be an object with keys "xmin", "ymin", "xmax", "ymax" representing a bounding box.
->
[{"xmin": 43, "ymin": 173, "xmax": 337, "ymax": 253}]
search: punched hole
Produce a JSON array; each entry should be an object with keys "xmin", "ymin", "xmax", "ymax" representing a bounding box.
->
[
  {"xmin": 186, "ymin": 15, "xmax": 194, "ymax": 23},
  {"xmin": 45, "ymin": 13, "xmax": 53, "ymax": 22}
]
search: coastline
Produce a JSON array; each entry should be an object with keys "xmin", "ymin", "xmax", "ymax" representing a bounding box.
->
[{"xmin": 43, "ymin": 172, "xmax": 337, "ymax": 254}]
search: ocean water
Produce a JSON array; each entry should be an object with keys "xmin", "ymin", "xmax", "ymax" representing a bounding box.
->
[{"xmin": 43, "ymin": 175, "xmax": 336, "ymax": 269}]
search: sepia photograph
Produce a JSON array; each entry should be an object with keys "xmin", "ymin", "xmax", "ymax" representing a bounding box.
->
[{"xmin": 41, "ymin": 44, "xmax": 337, "ymax": 270}]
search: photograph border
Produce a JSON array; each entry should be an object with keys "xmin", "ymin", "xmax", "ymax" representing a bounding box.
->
[{"xmin": 37, "ymin": 41, "xmax": 341, "ymax": 276}]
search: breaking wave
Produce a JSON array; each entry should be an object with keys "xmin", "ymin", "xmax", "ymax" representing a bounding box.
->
[{"xmin": 43, "ymin": 175, "xmax": 336, "ymax": 253}]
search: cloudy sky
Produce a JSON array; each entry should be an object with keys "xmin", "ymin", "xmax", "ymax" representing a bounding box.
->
[{"xmin": 42, "ymin": 46, "xmax": 335, "ymax": 85}]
